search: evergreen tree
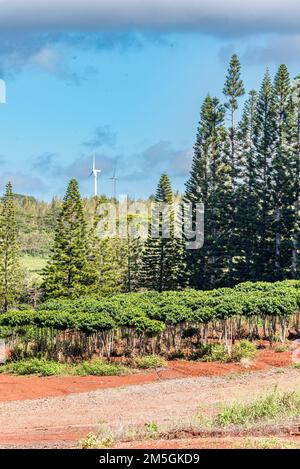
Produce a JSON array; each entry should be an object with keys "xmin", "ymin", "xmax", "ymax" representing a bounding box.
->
[
  {"xmin": 291, "ymin": 76, "xmax": 300, "ymax": 277},
  {"xmin": 141, "ymin": 173, "xmax": 187, "ymax": 291},
  {"xmin": 235, "ymin": 90, "xmax": 259, "ymax": 281},
  {"xmin": 273, "ymin": 65, "xmax": 294, "ymax": 279},
  {"xmin": 42, "ymin": 179, "xmax": 97, "ymax": 298},
  {"xmin": 126, "ymin": 214, "xmax": 144, "ymax": 292},
  {"xmin": 252, "ymin": 71, "xmax": 278, "ymax": 279},
  {"xmin": 0, "ymin": 182, "xmax": 23, "ymax": 311},
  {"xmin": 223, "ymin": 54, "xmax": 245, "ymax": 182},
  {"xmin": 185, "ymin": 96, "xmax": 233, "ymax": 288},
  {"xmin": 223, "ymin": 54, "xmax": 245, "ymax": 282},
  {"xmin": 184, "ymin": 96, "xmax": 212, "ymax": 287}
]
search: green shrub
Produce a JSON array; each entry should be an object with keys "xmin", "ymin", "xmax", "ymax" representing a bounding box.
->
[
  {"xmin": 215, "ymin": 390, "xmax": 300, "ymax": 427},
  {"xmin": 199, "ymin": 343, "xmax": 230, "ymax": 362},
  {"xmin": 231, "ymin": 340, "xmax": 257, "ymax": 362},
  {"xmin": 133, "ymin": 355, "xmax": 165, "ymax": 369},
  {"xmin": 3, "ymin": 358, "xmax": 66, "ymax": 376},
  {"xmin": 275, "ymin": 344, "xmax": 290, "ymax": 353},
  {"xmin": 74, "ymin": 360, "xmax": 127, "ymax": 376}
]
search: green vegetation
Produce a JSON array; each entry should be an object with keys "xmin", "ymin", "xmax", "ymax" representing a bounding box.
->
[
  {"xmin": 231, "ymin": 340, "xmax": 257, "ymax": 361},
  {"xmin": 42, "ymin": 179, "xmax": 98, "ymax": 299},
  {"xmin": 140, "ymin": 173, "xmax": 187, "ymax": 292},
  {"xmin": 2, "ymin": 57, "xmax": 300, "ymax": 308},
  {"xmin": 74, "ymin": 360, "xmax": 127, "ymax": 376},
  {"xmin": 0, "ymin": 182, "xmax": 23, "ymax": 311},
  {"xmin": 20, "ymin": 255, "xmax": 48, "ymax": 275},
  {"xmin": 0, "ymin": 358, "xmax": 129, "ymax": 376},
  {"xmin": 133, "ymin": 355, "xmax": 165, "ymax": 369},
  {"xmin": 197, "ymin": 340, "xmax": 257, "ymax": 363},
  {"xmin": 0, "ymin": 358, "xmax": 66, "ymax": 376},
  {"xmin": 0, "ymin": 280, "xmax": 298, "ymax": 360},
  {"xmin": 215, "ymin": 390, "xmax": 300, "ymax": 427},
  {"xmin": 239, "ymin": 437, "xmax": 299, "ymax": 449}
]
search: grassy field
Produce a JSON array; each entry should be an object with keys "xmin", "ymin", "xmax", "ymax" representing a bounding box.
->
[{"xmin": 20, "ymin": 255, "xmax": 48, "ymax": 276}]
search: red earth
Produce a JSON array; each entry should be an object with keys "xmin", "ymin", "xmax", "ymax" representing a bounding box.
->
[{"xmin": 0, "ymin": 348, "xmax": 292, "ymax": 402}]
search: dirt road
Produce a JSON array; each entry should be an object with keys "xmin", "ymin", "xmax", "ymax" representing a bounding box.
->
[{"xmin": 0, "ymin": 367, "xmax": 299, "ymax": 448}]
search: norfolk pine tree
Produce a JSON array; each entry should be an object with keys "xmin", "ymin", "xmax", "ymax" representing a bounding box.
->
[
  {"xmin": 223, "ymin": 54, "xmax": 245, "ymax": 283},
  {"xmin": 185, "ymin": 96, "xmax": 232, "ymax": 288},
  {"xmin": 0, "ymin": 182, "xmax": 23, "ymax": 311},
  {"xmin": 141, "ymin": 173, "xmax": 187, "ymax": 292},
  {"xmin": 273, "ymin": 65, "xmax": 295, "ymax": 279},
  {"xmin": 42, "ymin": 178, "xmax": 97, "ymax": 298},
  {"xmin": 291, "ymin": 75, "xmax": 300, "ymax": 277},
  {"xmin": 252, "ymin": 71, "xmax": 278, "ymax": 280},
  {"xmin": 235, "ymin": 90, "xmax": 259, "ymax": 281}
]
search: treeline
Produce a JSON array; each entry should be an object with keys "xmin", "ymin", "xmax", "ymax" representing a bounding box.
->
[{"xmin": 185, "ymin": 56, "xmax": 300, "ymax": 288}]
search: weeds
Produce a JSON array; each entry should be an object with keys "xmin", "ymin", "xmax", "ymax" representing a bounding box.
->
[
  {"xmin": 239, "ymin": 437, "xmax": 299, "ymax": 449},
  {"xmin": 74, "ymin": 360, "xmax": 127, "ymax": 376},
  {"xmin": 133, "ymin": 355, "xmax": 165, "ymax": 369},
  {"xmin": 144, "ymin": 421, "xmax": 159, "ymax": 438},
  {"xmin": 0, "ymin": 358, "xmax": 128, "ymax": 376},
  {"xmin": 275, "ymin": 344, "xmax": 290, "ymax": 353},
  {"xmin": 215, "ymin": 389, "xmax": 300, "ymax": 427},
  {"xmin": 0, "ymin": 358, "xmax": 67, "ymax": 376},
  {"xmin": 199, "ymin": 340, "xmax": 257, "ymax": 363}
]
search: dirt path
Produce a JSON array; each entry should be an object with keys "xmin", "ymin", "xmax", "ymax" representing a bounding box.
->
[{"xmin": 0, "ymin": 367, "xmax": 299, "ymax": 449}]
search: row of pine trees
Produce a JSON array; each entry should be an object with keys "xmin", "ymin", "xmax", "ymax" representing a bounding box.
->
[
  {"xmin": 185, "ymin": 56, "xmax": 300, "ymax": 289},
  {"xmin": 1, "ymin": 55, "xmax": 300, "ymax": 310}
]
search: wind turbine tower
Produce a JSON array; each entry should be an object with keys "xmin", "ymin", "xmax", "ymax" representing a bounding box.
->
[
  {"xmin": 109, "ymin": 168, "xmax": 119, "ymax": 200},
  {"xmin": 90, "ymin": 155, "xmax": 101, "ymax": 197}
]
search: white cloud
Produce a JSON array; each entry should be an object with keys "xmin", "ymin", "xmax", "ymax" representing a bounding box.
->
[
  {"xmin": 0, "ymin": 1, "xmax": 299, "ymax": 36},
  {"xmin": 29, "ymin": 47, "xmax": 60, "ymax": 73}
]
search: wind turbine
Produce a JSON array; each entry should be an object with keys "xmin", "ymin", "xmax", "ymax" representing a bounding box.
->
[
  {"xmin": 109, "ymin": 168, "xmax": 119, "ymax": 200},
  {"xmin": 90, "ymin": 155, "xmax": 101, "ymax": 197}
]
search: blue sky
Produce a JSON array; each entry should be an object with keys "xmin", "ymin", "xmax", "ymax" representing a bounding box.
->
[{"xmin": 1, "ymin": 1, "xmax": 300, "ymax": 200}]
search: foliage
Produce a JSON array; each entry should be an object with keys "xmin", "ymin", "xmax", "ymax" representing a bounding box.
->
[
  {"xmin": 0, "ymin": 280, "xmax": 298, "ymax": 360},
  {"xmin": 133, "ymin": 355, "xmax": 165, "ymax": 369},
  {"xmin": 231, "ymin": 340, "xmax": 257, "ymax": 361},
  {"xmin": 1, "ymin": 358, "xmax": 65, "ymax": 376},
  {"xmin": 140, "ymin": 173, "xmax": 187, "ymax": 291},
  {"xmin": 0, "ymin": 182, "xmax": 23, "ymax": 311},
  {"xmin": 215, "ymin": 390, "xmax": 300, "ymax": 426},
  {"xmin": 199, "ymin": 343, "xmax": 230, "ymax": 362},
  {"xmin": 74, "ymin": 360, "xmax": 127, "ymax": 376},
  {"xmin": 42, "ymin": 179, "xmax": 98, "ymax": 299}
]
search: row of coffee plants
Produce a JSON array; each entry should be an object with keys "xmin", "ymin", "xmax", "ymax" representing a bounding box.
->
[{"xmin": 0, "ymin": 280, "xmax": 299, "ymax": 361}]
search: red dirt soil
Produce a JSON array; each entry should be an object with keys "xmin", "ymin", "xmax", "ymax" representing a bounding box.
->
[{"xmin": 0, "ymin": 349, "xmax": 292, "ymax": 402}]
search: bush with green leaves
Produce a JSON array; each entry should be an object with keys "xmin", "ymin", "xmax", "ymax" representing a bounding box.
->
[
  {"xmin": 231, "ymin": 340, "xmax": 257, "ymax": 362},
  {"xmin": 74, "ymin": 360, "xmax": 127, "ymax": 376},
  {"xmin": 133, "ymin": 355, "xmax": 165, "ymax": 369},
  {"xmin": 1, "ymin": 358, "xmax": 66, "ymax": 376}
]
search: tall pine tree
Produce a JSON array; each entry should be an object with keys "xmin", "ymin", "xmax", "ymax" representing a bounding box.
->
[
  {"xmin": 0, "ymin": 182, "xmax": 23, "ymax": 311},
  {"xmin": 235, "ymin": 90, "xmax": 259, "ymax": 281},
  {"xmin": 141, "ymin": 173, "xmax": 187, "ymax": 291},
  {"xmin": 291, "ymin": 75, "xmax": 300, "ymax": 277},
  {"xmin": 273, "ymin": 64, "xmax": 294, "ymax": 279},
  {"xmin": 185, "ymin": 96, "xmax": 233, "ymax": 288},
  {"xmin": 253, "ymin": 71, "xmax": 278, "ymax": 279},
  {"xmin": 42, "ymin": 178, "xmax": 97, "ymax": 298}
]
